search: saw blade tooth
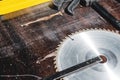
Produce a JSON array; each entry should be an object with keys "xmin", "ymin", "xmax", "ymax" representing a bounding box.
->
[
  {"xmin": 115, "ymin": 30, "xmax": 119, "ymax": 34},
  {"xmin": 87, "ymin": 28, "xmax": 91, "ymax": 30},
  {"xmin": 59, "ymin": 41, "xmax": 63, "ymax": 45},
  {"xmin": 82, "ymin": 28, "xmax": 88, "ymax": 31},
  {"xmin": 54, "ymin": 62, "xmax": 57, "ymax": 68},
  {"xmin": 71, "ymin": 30, "xmax": 80, "ymax": 35},
  {"xmin": 57, "ymin": 41, "xmax": 64, "ymax": 47},
  {"xmin": 56, "ymin": 68, "xmax": 60, "ymax": 72},
  {"xmin": 114, "ymin": 30, "xmax": 119, "ymax": 34},
  {"xmin": 74, "ymin": 31, "xmax": 78, "ymax": 34},
  {"xmin": 71, "ymin": 32, "xmax": 75, "ymax": 36},
  {"xmin": 56, "ymin": 47, "xmax": 59, "ymax": 51},
  {"xmin": 94, "ymin": 28, "xmax": 99, "ymax": 30},
  {"xmin": 90, "ymin": 28, "xmax": 94, "ymax": 30},
  {"xmin": 64, "ymin": 36, "xmax": 68, "ymax": 39},
  {"xmin": 105, "ymin": 28, "xmax": 110, "ymax": 31},
  {"xmin": 62, "ymin": 37, "xmax": 67, "ymax": 42},
  {"xmin": 77, "ymin": 29, "xmax": 83, "ymax": 33},
  {"xmin": 96, "ymin": 28, "xmax": 101, "ymax": 31},
  {"xmin": 53, "ymin": 53, "xmax": 57, "ymax": 61},
  {"xmin": 107, "ymin": 29, "xmax": 111, "ymax": 32},
  {"xmin": 60, "ymin": 78, "xmax": 64, "ymax": 80},
  {"xmin": 111, "ymin": 29, "xmax": 115, "ymax": 32},
  {"xmin": 53, "ymin": 57, "xmax": 56, "ymax": 61}
]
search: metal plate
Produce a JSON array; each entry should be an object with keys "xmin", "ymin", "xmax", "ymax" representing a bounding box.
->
[
  {"xmin": 55, "ymin": 29, "xmax": 120, "ymax": 80},
  {"xmin": 0, "ymin": 0, "xmax": 50, "ymax": 15}
]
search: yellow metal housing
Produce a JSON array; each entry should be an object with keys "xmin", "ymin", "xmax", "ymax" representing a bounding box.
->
[{"xmin": 0, "ymin": 0, "xmax": 50, "ymax": 15}]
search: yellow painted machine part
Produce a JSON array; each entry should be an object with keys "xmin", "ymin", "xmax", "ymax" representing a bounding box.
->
[{"xmin": 0, "ymin": 0, "xmax": 51, "ymax": 15}]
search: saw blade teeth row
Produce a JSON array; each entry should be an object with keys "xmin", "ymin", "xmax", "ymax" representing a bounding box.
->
[
  {"xmin": 53, "ymin": 52, "xmax": 58, "ymax": 71},
  {"xmin": 73, "ymin": 29, "xmax": 82, "ymax": 35},
  {"xmin": 54, "ymin": 55, "xmax": 59, "ymax": 72},
  {"xmin": 53, "ymin": 28, "xmax": 120, "ymax": 80},
  {"xmin": 94, "ymin": 28, "xmax": 101, "ymax": 30}
]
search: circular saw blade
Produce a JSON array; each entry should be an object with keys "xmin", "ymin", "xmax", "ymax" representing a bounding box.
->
[{"xmin": 54, "ymin": 28, "xmax": 120, "ymax": 80}]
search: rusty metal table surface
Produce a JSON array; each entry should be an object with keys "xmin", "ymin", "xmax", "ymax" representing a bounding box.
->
[{"xmin": 0, "ymin": 0, "xmax": 120, "ymax": 80}]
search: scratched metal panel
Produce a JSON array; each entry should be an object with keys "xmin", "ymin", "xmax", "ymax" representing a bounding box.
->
[{"xmin": 0, "ymin": 0, "xmax": 120, "ymax": 80}]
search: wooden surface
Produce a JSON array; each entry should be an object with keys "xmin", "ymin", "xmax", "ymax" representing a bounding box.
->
[{"xmin": 0, "ymin": 0, "xmax": 120, "ymax": 80}]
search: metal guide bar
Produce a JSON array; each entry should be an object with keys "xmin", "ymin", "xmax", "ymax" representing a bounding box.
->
[
  {"xmin": 44, "ymin": 56, "xmax": 102, "ymax": 80},
  {"xmin": 91, "ymin": 2, "xmax": 120, "ymax": 30}
]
